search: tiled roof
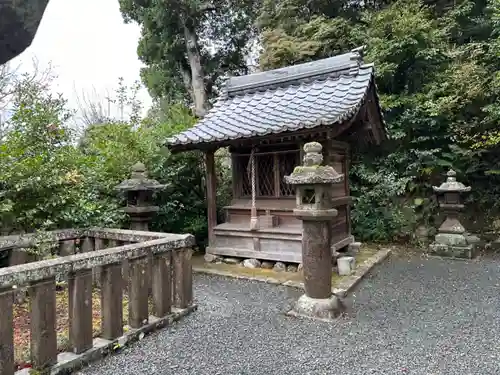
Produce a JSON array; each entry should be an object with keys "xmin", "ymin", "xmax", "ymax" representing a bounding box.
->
[{"xmin": 167, "ymin": 47, "xmax": 382, "ymax": 150}]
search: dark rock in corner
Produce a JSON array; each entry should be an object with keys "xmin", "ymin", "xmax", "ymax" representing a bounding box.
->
[
  {"xmin": 204, "ymin": 253, "xmax": 220, "ymax": 263},
  {"xmin": 287, "ymin": 264, "xmax": 298, "ymax": 273},
  {"xmin": 0, "ymin": 0, "xmax": 51, "ymax": 65},
  {"xmin": 261, "ymin": 261, "xmax": 274, "ymax": 269},
  {"xmin": 223, "ymin": 257, "xmax": 240, "ymax": 265}
]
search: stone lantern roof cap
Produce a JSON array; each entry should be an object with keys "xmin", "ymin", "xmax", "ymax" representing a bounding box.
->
[
  {"xmin": 115, "ymin": 162, "xmax": 167, "ymax": 192},
  {"xmin": 432, "ymin": 169, "xmax": 471, "ymax": 193},
  {"xmin": 284, "ymin": 142, "xmax": 344, "ymax": 186}
]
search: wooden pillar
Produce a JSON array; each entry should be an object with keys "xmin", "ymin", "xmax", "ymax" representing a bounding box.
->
[
  {"xmin": 231, "ymin": 153, "xmax": 239, "ymax": 199},
  {"xmin": 205, "ymin": 150, "xmax": 217, "ymax": 247},
  {"xmin": 128, "ymin": 256, "xmax": 149, "ymax": 329},
  {"xmin": 30, "ymin": 278, "xmax": 57, "ymax": 370},
  {"xmin": 80, "ymin": 237, "xmax": 93, "ymax": 253},
  {"xmin": 69, "ymin": 269, "xmax": 93, "ymax": 353},
  {"xmin": 0, "ymin": 288, "xmax": 14, "ymax": 375},
  {"xmin": 344, "ymin": 148, "xmax": 352, "ymax": 236},
  {"xmin": 59, "ymin": 240, "xmax": 75, "ymax": 256},
  {"xmin": 172, "ymin": 248, "xmax": 193, "ymax": 309},
  {"xmin": 93, "ymin": 238, "xmax": 104, "ymax": 287},
  {"xmin": 152, "ymin": 252, "xmax": 172, "ymax": 317},
  {"xmin": 299, "ymin": 141, "xmax": 305, "ymax": 163},
  {"xmin": 100, "ymin": 263, "xmax": 123, "ymax": 340}
]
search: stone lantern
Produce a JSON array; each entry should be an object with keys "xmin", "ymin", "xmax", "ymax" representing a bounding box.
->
[
  {"xmin": 284, "ymin": 142, "xmax": 345, "ymax": 320},
  {"xmin": 429, "ymin": 169, "xmax": 478, "ymax": 258},
  {"xmin": 115, "ymin": 162, "xmax": 166, "ymax": 231}
]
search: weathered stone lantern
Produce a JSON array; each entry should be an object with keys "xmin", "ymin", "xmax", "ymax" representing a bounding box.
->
[
  {"xmin": 429, "ymin": 169, "xmax": 478, "ymax": 258},
  {"xmin": 284, "ymin": 142, "xmax": 345, "ymax": 320},
  {"xmin": 115, "ymin": 162, "xmax": 166, "ymax": 231}
]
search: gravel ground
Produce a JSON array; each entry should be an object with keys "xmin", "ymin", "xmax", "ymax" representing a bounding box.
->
[{"xmin": 80, "ymin": 254, "xmax": 500, "ymax": 375}]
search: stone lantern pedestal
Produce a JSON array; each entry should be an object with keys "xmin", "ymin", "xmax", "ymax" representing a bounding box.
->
[
  {"xmin": 284, "ymin": 142, "xmax": 345, "ymax": 321},
  {"xmin": 429, "ymin": 169, "xmax": 479, "ymax": 259},
  {"xmin": 115, "ymin": 162, "xmax": 166, "ymax": 231}
]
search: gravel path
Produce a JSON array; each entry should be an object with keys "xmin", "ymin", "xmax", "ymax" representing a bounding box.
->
[{"xmin": 80, "ymin": 254, "xmax": 500, "ymax": 375}]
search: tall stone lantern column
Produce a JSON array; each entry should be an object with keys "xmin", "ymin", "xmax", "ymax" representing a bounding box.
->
[
  {"xmin": 115, "ymin": 162, "xmax": 166, "ymax": 231},
  {"xmin": 284, "ymin": 142, "xmax": 345, "ymax": 320},
  {"xmin": 429, "ymin": 169, "xmax": 478, "ymax": 258}
]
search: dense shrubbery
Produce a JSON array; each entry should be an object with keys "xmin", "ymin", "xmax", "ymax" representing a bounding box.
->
[
  {"xmin": 1, "ymin": 0, "xmax": 499, "ymax": 245},
  {"xmin": 257, "ymin": 0, "xmax": 500, "ymax": 242},
  {"xmin": 115, "ymin": 0, "xmax": 500, "ymax": 243},
  {"xmin": 0, "ymin": 75, "xmax": 231, "ymax": 246}
]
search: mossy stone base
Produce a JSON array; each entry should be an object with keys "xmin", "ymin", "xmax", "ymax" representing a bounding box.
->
[{"xmin": 428, "ymin": 242, "xmax": 476, "ymax": 259}]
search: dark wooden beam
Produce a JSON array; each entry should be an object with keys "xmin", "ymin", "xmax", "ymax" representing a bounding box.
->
[
  {"xmin": 365, "ymin": 86, "xmax": 387, "ymax": 144},
  {"xmin": 231, "ymin": 153, "xmax": 239, "ymax": 199},
  {"xmin": 167, "ymin": 114, "xmax": 361, "ymax": 153},
  {"xmin": 205, "ymin": 150, "xmax": 217, "ymax": 247},
  {"xmin": 273, "ymin": 153, "xmax": 280, "ymax": 197}
]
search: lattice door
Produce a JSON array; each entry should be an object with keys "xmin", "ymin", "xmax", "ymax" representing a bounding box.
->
[
  {"xmin": 257, "ymin": 154, "xmax": 275, "ymax": 196},
  {"xmin": 240, "ymin": 155, "xmax": 252, "ymax": 196},
  {"xmin": 279, "ymin": 152, "xmax": 299, "ymax": 196}
]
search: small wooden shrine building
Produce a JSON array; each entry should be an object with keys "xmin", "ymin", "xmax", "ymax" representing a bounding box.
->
[{"xmin": 166, "ymin": 47, "xmax": 386, "ymax": 263}]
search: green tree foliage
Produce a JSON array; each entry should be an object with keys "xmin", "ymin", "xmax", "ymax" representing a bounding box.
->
[
  {"xmin": 0, "ymin": 75, "xmax": 230, "ymax": 245},
  {"xmin": 79, "ymin": 105, "xmax": 223, "ymax": 245},
  {"xmin": 257, "ymin": 0, "xmax": 363, "ymax": 69},
  {"xmin": 118, "ymin": 0, "xmax": 260, "ymax": 115},
  {"xmin": 260, "ymin": 0, "xmax": 500, "ymax": 241},
  {"xmin": 0, "ymin": 77, "xmax": 125, "ymax": 232},
  {"xmin": 3, "ymin": 0, "xmax": 499, "ymax": 246}
]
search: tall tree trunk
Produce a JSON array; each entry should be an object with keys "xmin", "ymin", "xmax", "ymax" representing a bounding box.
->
[
  {"xmin": 178, "ymin": 63, "xmax": 195, "ymax": 106},
  {"xmin": 183, "ymin": 23, "xmax": 208, "ymax": 118}
]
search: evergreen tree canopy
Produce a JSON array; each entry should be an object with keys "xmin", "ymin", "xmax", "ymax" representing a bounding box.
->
[{"xmin": 120, "ymin": 0, "xmax": 500, "ymax": 241}]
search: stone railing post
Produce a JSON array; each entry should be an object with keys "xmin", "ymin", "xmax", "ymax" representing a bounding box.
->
[
  {"xmin": 80, "ymin": 237, "xmax": 93, "ymax": 253},
  {"xmin": 429, "ymin": 169, "xmax": 479, "ymax": 258},
  {"xmin": 284, "ymin": 142, "xmax": 345, "ymax": 320}
]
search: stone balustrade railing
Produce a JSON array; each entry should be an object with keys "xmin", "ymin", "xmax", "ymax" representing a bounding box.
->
[{"xmin": 0, "ymin": 228, "xmax": 195, "ymax": 375}]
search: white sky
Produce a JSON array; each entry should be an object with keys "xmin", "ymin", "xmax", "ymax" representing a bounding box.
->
[{"xmin": 11, "ymin": 0, "xmax": 152, "ymax": 123}]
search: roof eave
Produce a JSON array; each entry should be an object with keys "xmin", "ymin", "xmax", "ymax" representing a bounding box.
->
[{"xmin": 166, "ymin": 112, "xmax": 362, "ymax": 153}]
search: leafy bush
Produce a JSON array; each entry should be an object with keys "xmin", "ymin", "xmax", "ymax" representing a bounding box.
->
[
  {"xmin": 350, "ymin": 162, "xmax": 414, "ymax": 242},
  {"xmin": 0, "ymin": 76, "xmax": 231, "ymax": 246},
  {"xmin": 0, "ymin": 77, "xmax": 125, "ymax": 233}
]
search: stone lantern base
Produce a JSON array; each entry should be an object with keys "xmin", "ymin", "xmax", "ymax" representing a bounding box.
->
[
  {"xmin": 287, "ymin": 294, "xmax": 344, "ymax": 321},
  {"xmin": 428, "ymin": 232, "xmax": 480, "ymax": 259}
]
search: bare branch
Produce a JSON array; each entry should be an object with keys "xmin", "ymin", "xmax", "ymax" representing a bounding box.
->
[
  {"xmin": 74, "ymin": 86, "xmax": 112, "ymax": 125},
  {"xmin": 0, "ymin": 57, "xmax": 54, "ymax": 112},
  {"xmin": 0, "ymin": 58, "xmax": 55, "ymax": 138}
]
